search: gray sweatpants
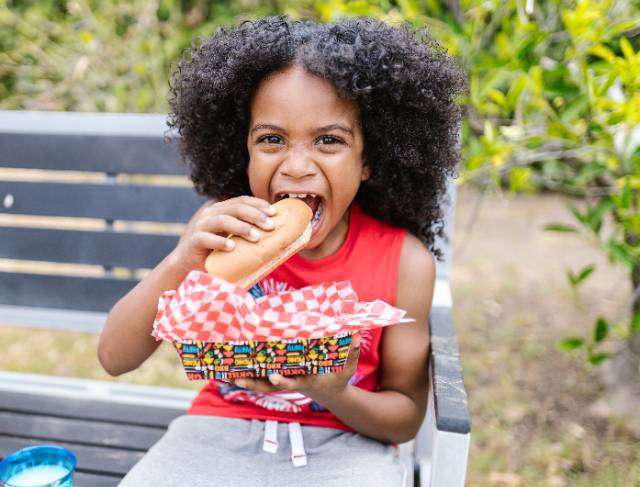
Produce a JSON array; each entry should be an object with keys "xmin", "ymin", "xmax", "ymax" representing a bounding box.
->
[{"xmin": 119, "ymin": 415, "xmax": 406, "ymax": 486}]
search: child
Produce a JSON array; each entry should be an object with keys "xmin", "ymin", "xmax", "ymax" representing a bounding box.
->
[{"xmin": 98, "ymin": 16, "xmax": 465, "ymax": 486}]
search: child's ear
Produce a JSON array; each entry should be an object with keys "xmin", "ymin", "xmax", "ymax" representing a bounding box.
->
[{"xmin": 361, "ymin": 164, "xmax": 371, "ymax": 182}]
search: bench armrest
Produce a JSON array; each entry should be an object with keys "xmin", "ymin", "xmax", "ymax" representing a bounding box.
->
[
  {"xmin": 428, "ymin": 306, "xmax": 471, "ymax": 434},
  {"xmin": 414, "ymin": 298, "xmax": 471, "ymax": 487}
]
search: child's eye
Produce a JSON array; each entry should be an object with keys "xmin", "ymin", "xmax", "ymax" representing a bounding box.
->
[
  {"xmin": 258, "ymin": 134, "xmax": 283, "ymax": 145},
  {"xmin": 316, "ymin": 135, "xmax": 343, "ymax": 145}
]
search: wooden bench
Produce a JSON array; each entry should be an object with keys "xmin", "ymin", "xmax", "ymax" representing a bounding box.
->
[{"xmin": 0, "ymin": 110, "xmax": 470, "ymax": 486}]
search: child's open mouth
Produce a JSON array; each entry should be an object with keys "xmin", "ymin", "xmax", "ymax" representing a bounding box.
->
[{"xmin": 274, "ymin": 192, "xmax": 325, "ymax": 236}]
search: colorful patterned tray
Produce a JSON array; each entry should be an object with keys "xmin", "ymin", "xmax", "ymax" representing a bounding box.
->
[
  {"xmin": 152, "ymin": 271, "xmax": 412, "ymax": 381},
  {"xmin": 175, "ymin": 335, "xmax": 352, "ymax": 381}
]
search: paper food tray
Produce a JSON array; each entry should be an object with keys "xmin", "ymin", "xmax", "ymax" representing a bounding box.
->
[{"xmin": 152, "ymin": 270, "xmax": 412, "ymax": 381}]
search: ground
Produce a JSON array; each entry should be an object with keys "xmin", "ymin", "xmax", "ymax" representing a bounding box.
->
[
  {"xmin": 1, "ymin": 186, "xmax": 639, "ymax": 485},
  {"xmin": 452, "ymin": 187, "xmax": 639, "ymax": 486}
]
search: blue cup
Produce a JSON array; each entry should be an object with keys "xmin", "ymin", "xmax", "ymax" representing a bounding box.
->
[{"xmin": 0, "ymin": 446, "xmax": 76, "ymax": 487}]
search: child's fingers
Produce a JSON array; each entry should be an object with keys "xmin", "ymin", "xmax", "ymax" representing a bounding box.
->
[
  {"xmin": 200, "ymin": 214, "xmax": 263, "ymax": 243},
  {"xmin": 190, "ymin": 231, "xmax": 235, "ymax": 251},
  {"xmin": 345, "ymin": 333, "xmax": 361, "ymax": 369},
  {"xmin": 268, "ymin": 374, "xmax": 300, "ymax": 391},
  {"xmin": 226, "ymin": 203, "xmax": 275, "ymax": 231},
  {"xmin": 234, "ymin": 378, "xmax": 278, "ymax": 393},
  {"xmin": 233, "ymin": 196, "xmax": 277, "ymax": 216}
]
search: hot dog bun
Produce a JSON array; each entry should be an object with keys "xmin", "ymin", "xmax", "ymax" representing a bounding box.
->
[{"xmin": 204, "ymin": 198, "xmax": 313, "ymax": 289}]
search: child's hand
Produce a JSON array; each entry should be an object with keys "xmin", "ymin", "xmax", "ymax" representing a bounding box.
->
[
  {"xmin": 172, "ymin": 196, "xmax": 277, "ymax": 272},
  {"xmin": 233, "ymin": 334, "xmax": 362, "ymax": 405}
]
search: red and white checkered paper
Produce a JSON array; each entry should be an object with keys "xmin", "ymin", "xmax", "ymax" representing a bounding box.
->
[{"xmin": 152, "ymin": 270, "xmax": 413, "ymax": 343}]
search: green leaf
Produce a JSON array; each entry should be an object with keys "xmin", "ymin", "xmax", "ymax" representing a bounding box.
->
[
  {"xmin": 594, "ymin": 317, "xmax": 609, "ymax": 342},
  {"xmin": 605, "ymin": 241, "xmax": 635, "ymax": 267},
  {"xmin": 544, "ymin": 223, "xmax": 579, "ymax": 233},
  {"xmin": 568, "ymin": 264, "xmax": 595, "ymax": 287},
  {"xmin": 620, "ymin": 36, "xmax": 635, "ymax": 61},
  {"xmin": 597, "ymin": 72, "xmax": 618, "ymax": 97},
  {"xmin": 586, "ymin": 212, "xmax": 601, "ymax": 233},
  {"xmin": 620, "ymin": 178, "xmax": 632, "ymax": 209},
  {"xmin": 560, "ymin": 337, "xmax": 584, "ymax": 351},
  {"xmin": 569, "ymin": 204, "xmax": 587, "ymax": 225},
  {"xmin": 487, "ymin": 88, "xmax": 507, "ymax": 108},
  {"xmin": 631, "ymin": 313, "xmax": 640, "ymax": 335},
  {"xmin": 588, "ymin": 352, "xmax": 610, "ymax": 365},
  {"xmin": 516, "ymin": 36, "xmax": 537, "ymax": 62},
  {"xmin": 509, "ymin": 166, "xmax": 534, "ymax": 192},
  {"xmin": 560, "ymin": 95, "xmax": 589, "ymax": 123},
  {"xmin": 585, "ymin": 64, "xmax": 596, "ymax": 106},
  {"xmin": 506, "ymin": 75, "xmax": 528, "ymax": 110},
  {"xmin": 608, "ymin": 19, "xmax": 640, "ymax": 37},
  {"xmin": 607, "ymin": 112, "xmax": 625, "ymax": 125},
  {"xmin": 590, "ymin": 44, "xmax": 616, "ymax": 63},
  {"xmin": 584, "ymin": 200, "xmax": 615, "ymax": 235},
  {"xmin": 542, "ymin": 67, "xmax": 580, "ymax": 97}
]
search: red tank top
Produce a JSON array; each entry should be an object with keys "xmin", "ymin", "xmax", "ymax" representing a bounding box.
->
[{"xmin": 187, "ymin": 201, "xmax": 408, "ymax": 431}]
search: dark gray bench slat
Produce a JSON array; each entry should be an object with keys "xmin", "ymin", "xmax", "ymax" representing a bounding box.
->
[
  {"xmin": 0, "ymin": 227, "xmax": 179, "ymax": 269},
  {"xmin": 0, "ymin": 435, "xmax": 143, "ymax": 477},
  {"xmin": 0, "ymin": 132, "xmax": 186, "ymax": 176},
  {"xmin": 429, "ymin": 306, "xmax": 471, "ymax": 434},
  {"xmin": 0, "ymin": 272, "xmax": 137, "ymax": 313},
  {"xmin": 0, "ymin": 391, "xmax": 185, "ymax": 428},
  {"xmin": 0, "ymin": 181, "xmax": 208, "ymax": 223},
  {"xmin": 72, "ymin": 471, "xmax": 121, "ymax": 487},
  {"xmin": 0, "ymin": 412, "xmax": 164, "ymax": 451}
]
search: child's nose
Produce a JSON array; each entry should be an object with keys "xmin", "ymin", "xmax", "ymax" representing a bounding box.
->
[{"xmin": 278, "ymin": 149, "xmax": 317, "ymax": 179}]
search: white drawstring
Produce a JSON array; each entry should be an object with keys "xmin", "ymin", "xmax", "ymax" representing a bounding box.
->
[
  {"xmin": 262, "ymin": 420, "xmax": 279, "ymax": 453},
  {"xmin": 262, "ymin": 420, "xmax": 307, "ymax": 466},
  {"xmin": 288, "ymin": 422, "xmax": 307, "ymax": 467}
]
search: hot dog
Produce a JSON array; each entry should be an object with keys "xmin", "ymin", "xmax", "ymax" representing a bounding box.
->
[{"xmin": 204, "ymin": 197, "xmax": 313, "ymax": 289}]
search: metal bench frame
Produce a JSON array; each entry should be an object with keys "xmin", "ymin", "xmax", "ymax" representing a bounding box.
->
[{"xmin": 0, "ymin": 110, "xmax": 470, "ymax": 486}]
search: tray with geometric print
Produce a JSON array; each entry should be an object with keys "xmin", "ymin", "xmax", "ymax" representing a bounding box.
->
[{"xmin": 152, "ymin": 270, "xmax": 412, "ymax": 381}]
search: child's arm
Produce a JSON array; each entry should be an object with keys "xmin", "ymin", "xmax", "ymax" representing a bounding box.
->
[
  {"xmin": 98, "ymin": 197, "xmax": 276, "ymax": 376},
  {"xmin": 236, "ymin": 233, "xmax": 435, "ymax": 444},
  {"xmin": 97, "ymin": 250, "xmax": 190, "ymax": 376},
  {"xmin": 315, "ymin": 233, "xmax": 433, "ymax": 442}
]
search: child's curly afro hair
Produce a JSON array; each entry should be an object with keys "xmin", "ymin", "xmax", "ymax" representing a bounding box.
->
[{"xmin": 167, "ymin": 16, "xmax": 467, "ymax": 258}]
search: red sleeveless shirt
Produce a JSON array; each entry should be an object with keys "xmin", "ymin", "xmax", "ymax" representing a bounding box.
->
[{"xmin": 187, "ymin": 201, "xmax": 408, "ymax": 431}]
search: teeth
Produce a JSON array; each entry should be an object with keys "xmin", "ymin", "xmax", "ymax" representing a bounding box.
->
[{"xmin": 287, "ymin": 193, "xmax": 309, "ymax": 199}]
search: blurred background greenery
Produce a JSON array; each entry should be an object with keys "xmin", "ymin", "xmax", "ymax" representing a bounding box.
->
[{"xmin": 1, "ymin": 0, "xmax": 640, "ymax": 485}]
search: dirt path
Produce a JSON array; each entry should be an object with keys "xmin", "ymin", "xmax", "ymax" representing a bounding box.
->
[{"xmin": 452, "ymin": 187, "xmax": 638, "ymax": 486}]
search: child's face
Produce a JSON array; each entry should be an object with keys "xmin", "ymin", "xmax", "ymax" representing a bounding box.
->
[{"xmin": 247, "ymin": 65, "xmax": 369, "ymax": 253}]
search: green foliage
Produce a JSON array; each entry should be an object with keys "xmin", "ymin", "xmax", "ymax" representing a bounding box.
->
[
  {"xmin": 556, "ymin": 316, "xmax": 611, "ymax": 363},
  {"xmin": 588, "ymin": 351, "xmax": 610, "ymax": 365},
  {"xmin": 407, "ymin": 0, "xmax": 640, "ymax": 366},
  {"xmin": 544, "ymin": 222, "xmax": 579, "ymax": 233},
  {"xmin": 567, "ymin": 263, "xmax": 595, "ymax": 288},
  {"xmin": 594, "ymin": 317, "xmax": 609, "ymax": 343},
  {"xmin": 2, "ymin": 0, "xmax": 640, "ymax": 364},
  {"xmin": 632, "ymin": 313, "xmax": 640, "ymax": 334},
  {"xmin": 559, "ymin": 336, "xmax": 584, "ymax": 351},
  {"xmin": 0, "ymin": 0, "xmax": 291, "ymax": 111}
]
